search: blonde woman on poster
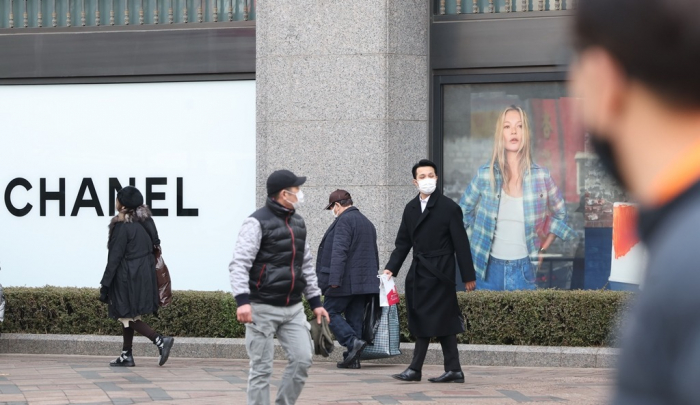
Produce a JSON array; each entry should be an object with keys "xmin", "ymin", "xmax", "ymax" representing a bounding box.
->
[{"xmin": 459, "ymin": 105, "xmax": 575, "ymax": 290}]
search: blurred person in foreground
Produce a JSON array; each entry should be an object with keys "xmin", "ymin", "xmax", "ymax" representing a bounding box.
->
[{"xmin": 571, "ymin": 0, "xmax": 700, "ymax": 403}]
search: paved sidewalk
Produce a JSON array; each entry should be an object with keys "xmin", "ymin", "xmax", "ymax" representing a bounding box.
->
[{"xmin": 0, "ymin": 354, "xmax": 614, "ymax": 405}]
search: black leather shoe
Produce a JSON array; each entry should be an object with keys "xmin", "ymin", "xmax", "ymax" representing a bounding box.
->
[
  {"xmin": 338, "ymin": 338, "xmax": 367, "ymax": 368},
  {"xmin": 337, "ymin": 358, "xmax": 361, "ymax": 369},
  {"xmin": 428, "ymin": 370, "xmax": 464, "ymax": 383},
  {"xmin": 391, "ymin": 368, "xmax": 422, "ymax": 382}
]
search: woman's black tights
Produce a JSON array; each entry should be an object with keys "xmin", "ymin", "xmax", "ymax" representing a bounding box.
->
[{"xmin": 122, "ymin": 320, "xmax": 158, "ymax": 351}]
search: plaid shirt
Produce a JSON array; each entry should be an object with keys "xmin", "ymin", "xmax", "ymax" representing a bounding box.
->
[{"xmin": 459, "ymin": 163, "xmax": 576, "ymax": 280}]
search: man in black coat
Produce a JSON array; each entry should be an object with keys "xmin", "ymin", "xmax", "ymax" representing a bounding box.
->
[
  {"xmin": 316, "ymin": 190, "xmax": 380, "ymax": 369},
  {"xmin": 384, "ymin": 159, "xmax": 476, "ymax": 383}
]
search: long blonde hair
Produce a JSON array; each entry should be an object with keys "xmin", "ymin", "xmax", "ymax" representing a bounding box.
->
[{"xmin": 489, "ymin": 105, "xmax": 533, "ymax": 192}]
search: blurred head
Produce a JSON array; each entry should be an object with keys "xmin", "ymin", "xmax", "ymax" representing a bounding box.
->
[
  {"xmin": 490, "ymin": 105, "xmax": 533, "ymax": 190},
  {"xmin": 570, "ymin": 0, "xmax": 700, "ymax": 194}
]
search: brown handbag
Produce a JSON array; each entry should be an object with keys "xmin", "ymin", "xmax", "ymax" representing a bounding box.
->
[{"xmin": 154, "ymin": 247, "xmax": 172, "ymax": 307}]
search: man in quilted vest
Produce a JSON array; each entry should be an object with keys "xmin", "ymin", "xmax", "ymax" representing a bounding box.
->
[{"xmin": 229, "ymin": 169, "xmax": 330, "ymax": 405}]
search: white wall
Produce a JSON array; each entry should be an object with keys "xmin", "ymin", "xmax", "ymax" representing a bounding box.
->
[{"xmin": 0, "ymin": 81, "xmax": 256, "ymax": 291}]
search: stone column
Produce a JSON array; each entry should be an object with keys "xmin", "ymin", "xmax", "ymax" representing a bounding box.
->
[{"xmin": 256, "ymin": 1, "xmax": 430, "ymax": 291}]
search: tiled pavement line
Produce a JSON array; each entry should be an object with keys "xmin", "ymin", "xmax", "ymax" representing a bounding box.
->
[{"xmin": 0, "ymin": 354, "xmax": 613, "ymax": 404}]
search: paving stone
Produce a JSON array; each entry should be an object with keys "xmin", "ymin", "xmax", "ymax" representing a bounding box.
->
[{"xmin": 0, "ymin": 353, "xmax": 614, "ymax": 404}]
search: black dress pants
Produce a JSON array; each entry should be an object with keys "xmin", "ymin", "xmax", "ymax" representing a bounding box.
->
[{"xmin": 409, "ymin": 334, "xmax": 461, "ymax": 372}]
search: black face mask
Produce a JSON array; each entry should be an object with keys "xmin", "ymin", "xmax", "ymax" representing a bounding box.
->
[{"xmin": 589, "ymin": 133, "xmax": 627, "ymax": 190}]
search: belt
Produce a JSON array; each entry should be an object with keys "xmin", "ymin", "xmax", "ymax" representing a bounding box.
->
[{"xmin": 410, "ymin": 248, "xmax": 455, "ymax": 309}]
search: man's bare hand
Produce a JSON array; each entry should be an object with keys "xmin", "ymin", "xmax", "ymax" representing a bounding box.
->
[
  {"xmin": 237, "ymin": 304, "xmax": 253, "ymax": 324},
  {"xmin": 383, "ymin": 269, "xmax": 393, "ymax": 280},
  {"xmin": 465, "ymin": 281, "xmax": 476, "ymax": 291},
  {"xmin": 313, "ymin": 307, "xmax": 330, "ymax": 324}
]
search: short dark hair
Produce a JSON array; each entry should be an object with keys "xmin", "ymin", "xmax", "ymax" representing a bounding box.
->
[
  {"xmin": 412, "ymin": 159, "xmax": 437, "ymax": 179},
  {"xmin": 575, "ymin": 0, "xmax": 700, "ymax": 107},
  {"xmin": 338, "ymin": 199, "xmax": 353, "ymax": 207}
]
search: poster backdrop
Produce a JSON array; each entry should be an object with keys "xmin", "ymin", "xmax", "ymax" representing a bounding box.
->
[{"xmin": 0, "ymin": 81, "xmax": 256, "ymax": 291}]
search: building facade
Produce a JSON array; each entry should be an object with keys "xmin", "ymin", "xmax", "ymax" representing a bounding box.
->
[{"xmin": 0, "ymin": 0, "xmax": 632, "ymax": 292}]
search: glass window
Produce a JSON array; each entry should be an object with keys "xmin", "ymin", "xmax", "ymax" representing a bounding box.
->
[{"xmin": 442, "ymin": 80, "xmax": 637, "ymax": 291}]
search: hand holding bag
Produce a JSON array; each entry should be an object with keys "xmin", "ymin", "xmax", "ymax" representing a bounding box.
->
[{"xmin": 378, "ymin": 274, "xmax": 400, "ymax": 307}]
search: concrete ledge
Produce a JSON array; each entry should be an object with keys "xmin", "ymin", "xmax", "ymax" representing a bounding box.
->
[{"xmin": 0, "ymin": 333, "xmax": 617, "ymax": 368}]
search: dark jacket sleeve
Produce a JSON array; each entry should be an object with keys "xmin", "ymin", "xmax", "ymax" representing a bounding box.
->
[
  {"xmin": 101, "ymin": 223, "xmax": 127, "ymax": 287},
  {"xmin": 329, "ymin": 217, "xmax": 353, "ymax": 286},
  {"xmin": 385, "ymin": 207, "xmax": 412, "ymax": 277},
  {"xmin": 450, "ymin": 203, "xmax": 476, "ymax": 283},
  {"xmin": 140, "ymin": 217, "xmax": 161, "ymax": 247}
]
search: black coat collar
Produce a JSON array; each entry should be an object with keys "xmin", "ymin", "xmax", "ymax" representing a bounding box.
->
[{"xmin": 412, "ymin": 190, "xmax": 441, "ymax": 232}]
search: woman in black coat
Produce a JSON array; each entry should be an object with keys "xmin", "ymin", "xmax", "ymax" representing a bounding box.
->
[{"xmin": 99, "ymin": 186, "xmax": 174, "ymax": 367}]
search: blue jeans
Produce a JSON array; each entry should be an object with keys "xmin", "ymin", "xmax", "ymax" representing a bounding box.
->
[
  {"xmin": 477, "ymin": 256, "xmax": 537, "ymax": 291},
  {"xmin": 322, "ymin": 294, "xmax": 367, "ymax": 349}
]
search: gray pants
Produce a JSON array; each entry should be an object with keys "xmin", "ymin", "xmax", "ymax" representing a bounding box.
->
[{"xmin": 245, "ymin": 302, "xmax": 314, "ymax": 405}]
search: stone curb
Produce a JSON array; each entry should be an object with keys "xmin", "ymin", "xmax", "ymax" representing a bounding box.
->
[{"xmin": 0, "ymin": 333, "xmax": 617, "ymax": 368}]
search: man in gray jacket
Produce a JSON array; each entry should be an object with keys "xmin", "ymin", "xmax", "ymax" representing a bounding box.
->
[
  {"xmin": 316, "ymin": 190, "xmax": 380, "ymax": 369},
  {"xmin": 229, "ymin": 169, "xmax": 329, "ymax": 405}
]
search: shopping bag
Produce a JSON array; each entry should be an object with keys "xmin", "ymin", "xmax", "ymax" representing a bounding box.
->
[
  {"xmin": 378, "ymin": 274, "xmax": 400, "ymax": 307},
  {"xmin": 360, "ymin": 304, "xmax": 401, "ymax": 360},
  {"xmin": 154, "ymin": 248, "xmax": 172, "ymax": 307},
  {"xmin": 362, "ymin": 294, "xmax": 382, "ymax": 344}
]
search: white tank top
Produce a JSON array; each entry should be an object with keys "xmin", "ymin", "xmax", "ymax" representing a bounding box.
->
[{"xmin": 490, "ymin": 190, "xmax": 529, "ymax": 260}]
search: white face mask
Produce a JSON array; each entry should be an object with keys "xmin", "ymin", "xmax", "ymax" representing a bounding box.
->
[
  {"xmin": 417, "ymin": 178, "xmax": 437, "ymax": 195},
  {"xmin": 330, "ymin": 204, "xmax": 339, "ymax": 219},
  {"xmin": 284, "ymin": 189, "xmax": 305, "ymax": 210}
]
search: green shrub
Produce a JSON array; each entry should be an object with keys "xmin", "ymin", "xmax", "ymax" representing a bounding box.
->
[
  {"xmin": 457, "ymin": 290, "xmax": 632, "ymax": 346},
  {"xmin": 0, "ymin": 287, "xmax": 631, "ymax": 347}
]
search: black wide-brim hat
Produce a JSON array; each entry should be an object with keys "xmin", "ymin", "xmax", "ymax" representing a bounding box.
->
[{"xmin": 117, "ymin": 186, "xmax": 144, "ymax": 209}]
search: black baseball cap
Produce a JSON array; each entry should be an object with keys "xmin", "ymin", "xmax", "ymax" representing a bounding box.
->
[
  {"xmin": 267, "ymin": 170, "xmax": 306, "ymax": 196},
  {"xmin": 325, "ymin": 189, "xmax": 351, "ymax": 210}
]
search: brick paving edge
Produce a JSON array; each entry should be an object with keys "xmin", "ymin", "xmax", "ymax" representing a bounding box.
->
[{"xmin": 0, "ymin": 333, "xmax": 618, "ymax": 368}]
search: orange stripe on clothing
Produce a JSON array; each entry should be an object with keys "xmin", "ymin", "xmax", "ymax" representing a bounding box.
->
[{"xmin": 650, "ymin": 138, "xmax": 700, "ymax": 207}]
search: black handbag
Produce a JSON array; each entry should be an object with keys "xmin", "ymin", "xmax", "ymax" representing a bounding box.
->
[{"xmin": 362, "ymin": 294, "xmax": 382, "ymax": 344}]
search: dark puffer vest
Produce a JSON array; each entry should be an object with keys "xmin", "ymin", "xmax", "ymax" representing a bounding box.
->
[{"xmin": 248, "ymin": 198, "xmax": 307, "ymax": 306}]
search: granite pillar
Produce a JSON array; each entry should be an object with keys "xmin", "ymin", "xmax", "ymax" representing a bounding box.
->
[{"xmin": 256, "ymin": 0, "xmax": 430, "ymax": 291}]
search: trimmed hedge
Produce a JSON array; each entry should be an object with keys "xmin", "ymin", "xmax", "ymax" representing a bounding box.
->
[{"xmin": 0, "ymin": 287, "xmax": 632, "ymax": 347}]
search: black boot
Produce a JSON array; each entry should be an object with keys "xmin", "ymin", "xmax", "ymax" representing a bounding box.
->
[
  {"xmin": 110, "ymin": 350, "xmax": 135, "ymax": 367},
  {"xmin": 337, "ymin": 357, "xmax": 361, "ymax": 369},
  {"xmin": 154, "ymin": 335, "xmax": 174, "ymax": 366}
]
